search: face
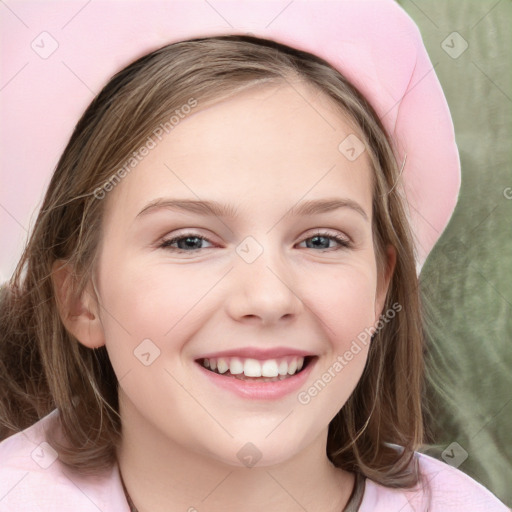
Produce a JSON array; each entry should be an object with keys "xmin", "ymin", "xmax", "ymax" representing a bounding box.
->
[{"xmin": 89, "ymin": 81, "xmax": 391, "ymax": 467}]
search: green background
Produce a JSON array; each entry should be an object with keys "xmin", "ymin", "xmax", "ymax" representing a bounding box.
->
[{"xmin": 396, "ymin": 0, "xmax": 512, "ymax": 506}]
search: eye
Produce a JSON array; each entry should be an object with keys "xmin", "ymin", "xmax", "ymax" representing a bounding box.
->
[
  {"xmin": 297, "ymin": 231, "xmax": 352, "ymax": 251},
  {"xmin": 158, "ymin": 230, "xmax": 352, "ymax": 254},
  {"xmin": 158, "ymin": 233, "xmax": 214, "ymax": 253}
]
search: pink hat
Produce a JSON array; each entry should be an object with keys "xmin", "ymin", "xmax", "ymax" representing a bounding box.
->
[{"xmin": 1, "ymin": 0, "xmax": 460, "ymax": 274}]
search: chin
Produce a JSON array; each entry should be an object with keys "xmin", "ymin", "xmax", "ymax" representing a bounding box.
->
[{"xmin": 202, "ymin": 431, "xmax": 317, "ymax": 470}]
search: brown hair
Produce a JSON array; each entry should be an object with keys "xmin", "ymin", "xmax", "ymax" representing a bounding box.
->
[{"xmin": 0, "ymin": 35, "xmax": 426, "ymax": 486}]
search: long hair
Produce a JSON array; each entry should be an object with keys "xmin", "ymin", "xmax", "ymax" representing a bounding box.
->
[{"xmin": 0, "ymin": 35, "xmax": 425, "ymax": 486}]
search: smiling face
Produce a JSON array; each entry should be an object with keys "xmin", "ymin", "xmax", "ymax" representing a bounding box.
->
[{"xmin": 88, "ymin": 80, "xmax": 392, "ymax": 467}]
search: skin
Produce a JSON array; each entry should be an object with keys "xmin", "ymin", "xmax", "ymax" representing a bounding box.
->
[{"xmin": 54, "ymin": 80, "xmax": 395, "ymax": 511}]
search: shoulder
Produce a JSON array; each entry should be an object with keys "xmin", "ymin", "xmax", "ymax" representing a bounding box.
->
[
  {"xmin": 359, "ymin": 450, "xmax": 510, "ymax": 512},
  {"xmin": 0, "ymin": 410, "xmax": 128, "ymax": 512}
]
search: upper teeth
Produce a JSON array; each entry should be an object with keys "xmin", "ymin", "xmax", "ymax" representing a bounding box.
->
[{"xmin": 202, "ymin": 356, "xmax": 305, "ymax": 377}]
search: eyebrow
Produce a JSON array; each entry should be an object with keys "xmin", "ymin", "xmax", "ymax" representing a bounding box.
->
[{"xmin": 135, "ymin": 197, "xmax": 368, "ymax": 221}]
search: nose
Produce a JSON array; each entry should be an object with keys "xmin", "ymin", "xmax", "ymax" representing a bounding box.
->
[{"xmin": 224, "ymin": 242, "xmax": 303, "ymax": 326}]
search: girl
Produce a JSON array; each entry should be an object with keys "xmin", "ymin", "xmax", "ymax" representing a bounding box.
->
[{"xmin": 0, "ymin": 1, "xmax": 509, "ymax": 510}]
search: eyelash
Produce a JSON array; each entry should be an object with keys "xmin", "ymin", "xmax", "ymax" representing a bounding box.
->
[{"xmin": 158, "ymin": 231, "xmax": 352, "ymax": 253}]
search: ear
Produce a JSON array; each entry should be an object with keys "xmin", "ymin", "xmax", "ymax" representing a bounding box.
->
[
  {"xmin": 51, "ymin": 260, "xmax": 105, "ymax": 349},
  {"xmin": 374, "ymin": 244, "xmax": 396, "ymax": 322}
]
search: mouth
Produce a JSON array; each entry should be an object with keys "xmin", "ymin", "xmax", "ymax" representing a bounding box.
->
[{"xmin": 197, "ymin": 355, "xmax": 315, "ymax": 382}]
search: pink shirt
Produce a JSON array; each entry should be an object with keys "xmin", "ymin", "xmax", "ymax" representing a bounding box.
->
[{"xmin": 0, "ymin": 409, "xmax": 509, "ymax": 511}]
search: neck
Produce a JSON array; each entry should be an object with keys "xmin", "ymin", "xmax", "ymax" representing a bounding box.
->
[{"xmin": 116, "ymin": 392, "xmax": 355, "ymax": 512}]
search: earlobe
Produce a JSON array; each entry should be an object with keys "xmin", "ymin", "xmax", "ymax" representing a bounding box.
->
[{"xmin": 51, "ymin": 260, "xmax": 106, "ymax": 349}]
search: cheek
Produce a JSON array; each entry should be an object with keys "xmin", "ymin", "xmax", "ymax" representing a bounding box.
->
[
  {"xmin": 95, "ymin": 255, "xmax": 221, "ymax": 368},
  {"xmin": 302, "ymin": 261, "xmax": 378, "ymax": 348},
  {"xmin": 294, "ymin": 261, "xmax": 377, "ymax": 413},
  {"xmin": 95, "ymin": 258, "xmax": 210, "ymax": 431}
]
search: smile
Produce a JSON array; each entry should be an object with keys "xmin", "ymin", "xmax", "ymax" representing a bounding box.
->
[
  {"xmin": 195, "ymin": 353, "xmax": 317, "ymax": 400},
  {"xmin": 199, "ymin": 356, "xmax": 311, "ymax": 381}
]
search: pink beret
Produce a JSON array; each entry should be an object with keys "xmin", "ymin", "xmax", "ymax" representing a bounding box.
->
[{"xmin": 0, "ymin": 0, "xmax": 460, "ymax": 274}]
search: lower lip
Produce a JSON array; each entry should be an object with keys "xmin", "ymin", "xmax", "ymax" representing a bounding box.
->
[{"xmin": 196, "ymin": 358, "xmax": 317, "ymax": 400}]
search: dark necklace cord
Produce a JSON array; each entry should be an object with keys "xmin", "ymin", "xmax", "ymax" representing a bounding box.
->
[
  {"xmin": 119, "ymin": 468, "xmax": 365, "ymax": 512},
  {"xmin": 120, "ymin": 470, "xmax": 138, "ymax": 512}
]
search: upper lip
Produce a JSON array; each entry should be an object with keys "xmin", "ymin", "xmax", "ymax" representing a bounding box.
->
[{"xmin": 195, "ymin": 346, "xmax": 316, "ymax": 361}]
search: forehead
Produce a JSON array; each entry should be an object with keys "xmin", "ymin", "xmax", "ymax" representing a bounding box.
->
[{"xmin": 102, "ymin": 81, "xmax": 373, "ymax": 226}]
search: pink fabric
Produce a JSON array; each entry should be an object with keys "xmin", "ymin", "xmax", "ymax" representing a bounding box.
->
[
  {"xmin": 0, "ymin": 0, "xmax": 460, "ymax": 275},
  {"xmin": 0, "ymin": 410, "xmax": 508, "ymax": 511}
]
